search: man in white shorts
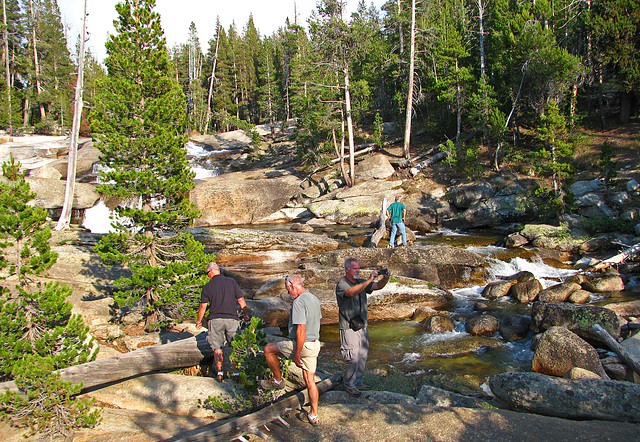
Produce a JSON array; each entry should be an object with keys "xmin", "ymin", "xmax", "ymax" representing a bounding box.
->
[{"xmin": 261, "ymin": 274, "xmax": 322, "ymax": 426}]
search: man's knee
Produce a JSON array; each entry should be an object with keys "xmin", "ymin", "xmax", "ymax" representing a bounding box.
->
[{"xmin": 264, "ymin": 342, "xmax": 281, "ymax": 357}]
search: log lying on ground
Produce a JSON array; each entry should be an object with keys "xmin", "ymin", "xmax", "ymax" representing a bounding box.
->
[
  {"xmin": 590, "ymin": 243, "xmax": 640, "ymax": 271},
  {"xmin": 410, "ymin": 150, "xmax": 451, "ymax": 176},
  {"xmin": 0, "ymin": 332, "xmax": 215, "ymax": 394},
  {"xmin": 592, "ymin": 324, "xmax": 640, "ymax": 376},
  {"xmin": 171, "ymin": 375, "xmax": 342, "ymax": 441}
]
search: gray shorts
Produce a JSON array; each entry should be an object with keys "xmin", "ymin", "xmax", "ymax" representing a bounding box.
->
[
  {"xmin": 277, "ymin": 340, "xmax": 321, "ymax": 373},
  {"xmin": 206, "ymin": 318, "xmax": 240, "ymax": 350}
]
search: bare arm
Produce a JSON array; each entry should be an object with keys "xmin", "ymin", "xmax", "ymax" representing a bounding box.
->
[
  {"xmin": 237, "ymin": 297, "xmax": 250, "ymax": 321},
  {"xmin": 196, "ymin": 303, "xmax": 207, "ymax": 329},
  {"xmin": 372, "ymin": 274, "xmax": 390, "ymax": 291},
  {"xmin": 402, "ymin": 208, "xmax": 406, "ymax": 222},
  {"xmin": 294, "ymin": 323, "xmax": 306, "ymax": 368},
  {"xmin": 343, "ymin": 272, "xmax": 377, "ymax": 297}
]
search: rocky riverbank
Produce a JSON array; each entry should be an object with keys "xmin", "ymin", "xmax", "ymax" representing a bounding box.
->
[{"xmin": 2, "ymin": 132, "xmax": 640, "ymax": 440}]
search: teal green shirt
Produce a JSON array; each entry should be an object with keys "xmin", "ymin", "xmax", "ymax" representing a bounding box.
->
[{"xmin": 387, "ymin": 201, "xmax": 406, "ymax": 223}]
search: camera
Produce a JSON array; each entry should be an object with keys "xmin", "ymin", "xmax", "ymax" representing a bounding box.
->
[{"xmin": 378, "ymin": 267, "xmax": 389, "ymax": 276}]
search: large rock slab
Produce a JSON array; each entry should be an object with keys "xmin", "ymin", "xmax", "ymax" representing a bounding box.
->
[
  {"xmin": 531, "ymin": 302, "xmax": 620, "ymax": 342},
  {"xmin": 191, "ymin": 227, "xmax": 339, "ymax": 264},
  {"xmin": 191, "ymin": 171, "xmax": 302, "ymax": 226},
  {"xmin": 317, "ymin": 246, "xmax": 485, "ymax": 289},
  {"xmin": 86, "ymin": 373, "xmax": 237, "ymax": 418},
  {"xmin": 489, "ymin": 371, "xmax": 640, "ymax": 422},
  {"xmin": 307, "ymin": 180, "xmax": 403, "ymax": 223},
  {"xmin": 531, "ymin": 326, "xmax": 607, "ymax": 378},
  {"xmin": 25, "ymin": 177, "xmax": 100, "ymax": 209},
  {"xmin": 354, "ymin": 153, "xmax": 395, "ymax": 181}
]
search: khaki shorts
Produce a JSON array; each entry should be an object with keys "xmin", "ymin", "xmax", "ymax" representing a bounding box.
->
[
  {"xmin": 277, "ymin": 339, "xmax": 321, "ymax": 373},
  {"xmin": 206, "ymin": 318, "xmax": 240, "ymax": 350}
]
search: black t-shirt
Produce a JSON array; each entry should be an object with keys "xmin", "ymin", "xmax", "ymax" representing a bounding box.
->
[{"xmin": 200, "ymin": 274, "xmax": 244, "ymax": 320}]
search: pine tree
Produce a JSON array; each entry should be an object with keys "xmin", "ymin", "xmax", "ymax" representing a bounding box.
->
[
  {"xmin": 0, "ymin": 155, "xmax": 100, "ymax": 438},
  {"xmin": 90, "ymin": 0, "xmax": 208, "ymax": 330}
]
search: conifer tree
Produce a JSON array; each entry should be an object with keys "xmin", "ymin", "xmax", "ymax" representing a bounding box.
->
[
  {"xmin": 90, "ymin": 0, "xmax": 208, "ymax": 330},
  {"xmin": 0, "ymin": 155, "xmax": 100, "ymax": 438}
]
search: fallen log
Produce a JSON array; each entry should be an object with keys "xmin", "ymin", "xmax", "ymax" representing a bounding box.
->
[
  {"xmin": 410, "ymin": 150, "xmax": 451, "ymax": 176},
  {"xmin": 592, "ymin": 324, "xmax": 640, "ymax": 377},
  {"xmin": 0, "ymin": 332, "xmax": 214, "ymax": 394},
  {"xmin": 169, "ymin": 374, "xmax": 342, "ymax": 441},
  {"xmin": 590, "ymin": 243, "xmax": 640, "ymax": 272}
]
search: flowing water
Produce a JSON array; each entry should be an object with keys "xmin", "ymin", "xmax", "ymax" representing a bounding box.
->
[{"xmin": 79, "ymin": 143, "xmax": 640, "ymax": 395}]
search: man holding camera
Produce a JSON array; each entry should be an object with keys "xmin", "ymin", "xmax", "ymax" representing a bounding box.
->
[{"xmin": 336, "ymin": 257, "xmax": 389, "ymax": 396}]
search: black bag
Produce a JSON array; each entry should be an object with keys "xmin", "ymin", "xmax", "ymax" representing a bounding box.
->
[{"xmin": 349, "ymin": 315, "xmax": 365, "ymax": 331}]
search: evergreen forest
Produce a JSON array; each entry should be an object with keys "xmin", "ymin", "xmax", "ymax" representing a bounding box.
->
[{"xmin": 0, "ymin": 0, "xmax": 639, "ymax": 169}]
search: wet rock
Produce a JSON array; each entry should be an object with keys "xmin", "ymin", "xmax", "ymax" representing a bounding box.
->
[
  {"xmin": 627, "ymin": 179, "xmax": 639, "ymax": 192},
  {"xmin": 531, "ymin": 326, "xmax": 606, "ymax": 377},
  {"xmin": 466, "ymin": 315, "xmax": 499, "ymax": 336},
  {"xmin": 420, "ymin": 335, "xmax": 503, "ymax": 358},
  {"xmin": 411, "ymin": 306, "xmax": 440, "ymax": 323},
  {"xmin": 564, "ymin": 367, "xmax": 602, "ymax": 379},
  {"xmin": 531, "ymin": 302, "xmax": 621, "ymax": 342},
  {"xmin": 354, "ymin": 153, "xmax": 396, "ymax": 181},
  {"xmin": 489, "ymin": 371, "xmax": 640, "ymax": 422},
  {"xmin": 423, "ymin": 315, "xmax": 456, "ymax": 333},
  {"xmin": 505, "ymin": 232, "xmax": 528, "ymax": 247},
  {"xmin": 509, "ymin": 279, "xmax": 542, "ymax": 303},
  {"xmin": 290, "ymin": 223, "xmax": 314, "ymax": 233},
  {"xmin": 567, "ymin": 289, "xmax": 591, "ymax": 304},
  {"xmin": 582, "ymin": 274, "xmax": 625, "ymax": 293},
  {"xmin": 537, "ymin": 282, "xmax": 581, "ymax": 303},
  {"xmin": 499, "ymin": 315, "xmax": 531, "ymax": 342},
  {"xmin": 482, "ymin": 280, "xmax": 515, "ymax": 300}
]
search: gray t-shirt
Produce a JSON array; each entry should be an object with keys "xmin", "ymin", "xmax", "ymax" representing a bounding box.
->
[
  {"xmin": 336, "ymin": 276, "xmax": 373, "ymax": 330},
  {"xmin": 289, "ymin": 291, "xmax": 322, "ymax": 342}
]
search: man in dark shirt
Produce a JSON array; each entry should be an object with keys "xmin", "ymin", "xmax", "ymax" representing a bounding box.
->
[
  {"xmin": 336, "ymin": 257, "xmax": 389, "ymax": 396},
  {"xmin": 196, "ymin": 262, "xmax": 249, "ymax": 381}
]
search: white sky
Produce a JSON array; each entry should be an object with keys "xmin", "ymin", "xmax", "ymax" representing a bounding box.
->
[{"xmin": 60, "ymin": 0, "xmax": 386, "ymax": 63}]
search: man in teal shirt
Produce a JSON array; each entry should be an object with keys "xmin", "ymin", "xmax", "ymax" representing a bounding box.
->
[{"xmin": 386, "ymin": 195, "xmax": 407, "ymax": 247}]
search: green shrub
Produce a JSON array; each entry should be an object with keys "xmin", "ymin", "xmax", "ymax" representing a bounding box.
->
[{"xmin": 580, "ymin": 216, "xmax": 635, "ymax": 235}]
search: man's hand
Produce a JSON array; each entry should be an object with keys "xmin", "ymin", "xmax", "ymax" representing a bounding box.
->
[
  {"xmin": 195, "ymin": 321, "xmax": 202, "ymax": 330},
  {"xmin": 370, "ymin": 270, "xmax": 379, "ymax": 280},
  {"xmin": 294, "ymin": 353, "xmax": 303, "ymax": 368}
]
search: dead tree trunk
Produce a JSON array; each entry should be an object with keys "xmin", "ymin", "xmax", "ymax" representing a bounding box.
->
[
  {"xmin": 56, "ymin": 0, "xmax": 87, "ymax": 231},
  {"xmin": 172, "ymin": 375, "xmax": 341, "ymax": 441},
  {"xmin": 590, "ymin": 243, "xmax": 640, "ymax": 272},
  {"xmin": 0, "ymin": 333, "xmax": 216, "ymax": 394},
  {"xmin": 402, "ymin": 0, "xmax": 416, "ymax": 161},
  {"xmin": 369, "ymin": 198, "xmax": 388, "ymax": 248},
  {"xmin": 2, "ymin": 0, "xmax": 12, "ymax": 135},
  {"xmin": 592, "ymin": 324, "xmax": 640, "ymax": 377},
  {"xmin": 203, "ymin": 27, "xmax": 219, "ymax": 134}
]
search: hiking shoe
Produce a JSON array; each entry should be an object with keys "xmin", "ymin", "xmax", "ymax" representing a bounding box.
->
[
  {"xmin": 260, "ymin": 377, "xmax": 285, "ymax": 390},
  {"xmin": 296, "ymin": 411, "xmax": 319, "ymax": 426},
  {"xmin": 345, "ymin": 385, "xmax": 361, "ymax": 397},
  {"xmin": 216, "ymin": 372, "xmax": 224, "ymax": 382},
  {"xmin": 357, "ymin": 383, "xmax": 372, "ymax": 391}
]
